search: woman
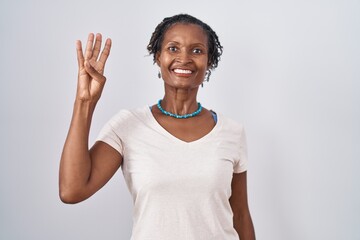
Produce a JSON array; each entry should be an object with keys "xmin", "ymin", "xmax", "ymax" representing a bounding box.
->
[{"xmin": 59, "ymin": 14, "xmax": 255, "ymax": 240}]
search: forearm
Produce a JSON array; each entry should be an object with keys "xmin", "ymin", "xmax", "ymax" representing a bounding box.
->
[
  {"xmin": 234, "ymin": 212, "xmax": 256, "ymax": 240},
  {"xmin": 59, "ymin": 100, "xmax": 97, "ymax": 203}
]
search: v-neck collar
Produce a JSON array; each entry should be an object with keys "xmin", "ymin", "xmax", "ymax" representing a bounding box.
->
[{"xmin": 144, "ymin": 105, "xmax": 221, "ymax": 145}]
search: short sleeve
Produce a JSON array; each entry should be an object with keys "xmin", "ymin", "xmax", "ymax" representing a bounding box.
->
[
  {"xmin": 233, "ymin": 125, "xmax": 248, "ymax": 173},
  {"xmin": 96, "ymin": 111, "xmax": 127, "ymax": 157}
]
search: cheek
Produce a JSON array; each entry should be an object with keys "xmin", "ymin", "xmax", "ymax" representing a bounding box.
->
[
  {"xmin": 161, "ymin": 55, "xmax": 172, "ymax": 66},
  {"xmin": 157, "ymin": 51, "xmax": 172, "ymax": 65},
  {"xmin": 201, "ymin": 54, "xmax": 209, "ymax": 67},
  {"xmin": 199, "ymin": 57, "xmax": 209, "ymax": 71}
]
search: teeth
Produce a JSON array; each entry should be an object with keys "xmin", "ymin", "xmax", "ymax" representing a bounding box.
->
[{"xmin": 174, "ymin": 69, "xmax": 192, "ymax": 74}]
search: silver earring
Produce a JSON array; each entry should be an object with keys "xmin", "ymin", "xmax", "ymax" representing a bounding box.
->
[
  {"xmin": 158, "ymin": 71, "xmax": 161, "ymax": 79},
  {"xmin": 204, "ymin": 70, "xmax": 211, "ymax": 82},
  {"xmin": 202, "ymin": 70, "xmax": 211, "ymax": 87}
]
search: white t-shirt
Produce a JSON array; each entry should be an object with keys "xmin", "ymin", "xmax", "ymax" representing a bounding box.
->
[{"xmin": 97, "ymin": 106, "xmax": 248, "ymax": 240}]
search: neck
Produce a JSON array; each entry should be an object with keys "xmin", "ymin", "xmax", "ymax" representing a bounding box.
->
[{"xmin": 161, "ymin": 85, "xmax": 200, "ymax": 115}]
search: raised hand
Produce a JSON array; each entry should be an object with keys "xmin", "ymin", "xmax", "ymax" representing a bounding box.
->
[{"xmin": 76, "ymin": 33, "xmax": 112, "ymax": 103}]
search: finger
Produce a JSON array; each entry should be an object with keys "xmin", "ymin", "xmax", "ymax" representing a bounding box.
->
[
  {"xmin": 84, "ymin": 61, "xmax": 106, "ymax": 85},
  {"xmin": 98, "ymin": 38, "xmax": 112, "ymax": 65},
  {"xmin": 84, "ymin": 33, "xmax": 95, "ymax": 60},
  {"xmin": 76, "ymin": 40, "xmax": 85, "ymax": 69},
  {"xmin": 91, "ymin": 33, "xmax": 102, "ymax": 61}
]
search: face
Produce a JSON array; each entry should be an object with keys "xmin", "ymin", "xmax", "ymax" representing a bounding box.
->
[{"xmin": 156, "ymin": 23, "xmax": 209, "ymax": 90}]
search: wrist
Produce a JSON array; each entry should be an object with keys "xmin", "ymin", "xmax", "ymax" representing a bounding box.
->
[{"xmin": 73, "ymin": 99, "xmax": 97, "ymax": 119}]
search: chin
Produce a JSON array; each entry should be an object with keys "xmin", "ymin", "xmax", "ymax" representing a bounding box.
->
[
  {"xmin": 164, "ymin": 77, "xmax": 202, "ymax": 89},
  {"xmin": 166, "ymin": 81, "xmax": 201, "ymax": 90}
]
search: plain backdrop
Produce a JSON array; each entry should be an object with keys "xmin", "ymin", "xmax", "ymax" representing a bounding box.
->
[{"xmin": 0, "ymin": 0, "xmax": 359, "ymax": 239}]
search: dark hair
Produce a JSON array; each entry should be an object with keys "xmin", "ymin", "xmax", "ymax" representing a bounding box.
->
[{"xmin": 147, "ymin": 14, "xmax": 223, "ymax": 75}]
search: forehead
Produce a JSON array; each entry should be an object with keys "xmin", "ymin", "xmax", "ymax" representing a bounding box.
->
[{"xmin": 162, "ymin": 23, "xmax": 208, "ymax": 46}]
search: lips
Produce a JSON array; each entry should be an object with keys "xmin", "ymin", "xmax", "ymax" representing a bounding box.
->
[
  {"xmin": 173, "ymin": 68, "xmax": 193, "ymax": 74},
  {"xmin": 171, "ymin": 68, "xmax": 194, "ymax": 78}
]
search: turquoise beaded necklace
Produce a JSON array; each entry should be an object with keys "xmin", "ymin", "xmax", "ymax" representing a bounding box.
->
[{"xmin": 157, "ymin": 99, "xmax": 202, "ymax": 119}]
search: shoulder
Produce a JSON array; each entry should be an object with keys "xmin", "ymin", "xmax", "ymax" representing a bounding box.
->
[
  {"xmin": 106, "ymin": 106, "xmax": 150, "ymax": 127},
  {"xmin": 218, "ymin": 113, "xmax": 246, "ymax": 134}
]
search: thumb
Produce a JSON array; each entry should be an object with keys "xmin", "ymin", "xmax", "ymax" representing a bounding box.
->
[{"xmin": 84, "ymin": 61, "xmax": 106, "ymax": 85}]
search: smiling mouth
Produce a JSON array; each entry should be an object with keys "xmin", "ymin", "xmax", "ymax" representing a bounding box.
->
[{"xmin": 172, "ymin": 68, "xmax": 193, "ymax": 75}]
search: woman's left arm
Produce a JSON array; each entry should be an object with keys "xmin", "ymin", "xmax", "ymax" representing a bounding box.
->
[{"xmin": 229, "ymin": 171, "xmax": 256, "ymax": 240}]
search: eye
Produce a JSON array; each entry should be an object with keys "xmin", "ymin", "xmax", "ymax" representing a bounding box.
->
[
  {"xmin": 192, "ymin": 48, "xmax": 203, "ymax": 54},
  {"xmin": 168, "ymin": 46, "xmax": 178, "ymax": 52}
]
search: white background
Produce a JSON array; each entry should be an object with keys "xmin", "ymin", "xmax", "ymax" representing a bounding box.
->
[{"xmin": 0, "ymin": 0, "xmax": 359, "ymax": 239}]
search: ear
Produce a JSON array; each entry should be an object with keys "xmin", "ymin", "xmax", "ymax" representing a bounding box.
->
[
  {"xmin": 155, "ymin": 52, "xmax": 161, "ymax": 67},
  {"xmin": 207, "ymin": 58, "xmax": 212, "ymax": 69}
]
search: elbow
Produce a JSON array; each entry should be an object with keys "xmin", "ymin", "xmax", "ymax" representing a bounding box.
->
[
  {"xmin": 233, "ymin": 209, "xmax": 251, "ymax": 222},
  {"xmin": 59, "ymin": 187, "xmax": 84, "ymax": 204},
  {"xmin": 59, "ymin": 194, "xmax": 79, "ymax": 204},
  {"xmin": 59, "ymin": 191, "xmax": 79, "ymax": 204}
]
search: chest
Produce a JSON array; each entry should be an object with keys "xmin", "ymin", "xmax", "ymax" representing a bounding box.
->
[
  {"xmin": 153, "ymin": 112, "xmax": 215, "ymax": 143},
  {"xmin": 121, "ymin": 135, "xmax": 237, "ymax": 199}
]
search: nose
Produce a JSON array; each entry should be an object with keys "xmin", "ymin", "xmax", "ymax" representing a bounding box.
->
[{"xmin": 176, "ymin": 50, "xmax": 192, "ymax": 64}]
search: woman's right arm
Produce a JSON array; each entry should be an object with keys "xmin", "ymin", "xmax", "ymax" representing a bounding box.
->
[{"xmin": 59, "ymin": 33, "xmax": 122, "ymax": 204}]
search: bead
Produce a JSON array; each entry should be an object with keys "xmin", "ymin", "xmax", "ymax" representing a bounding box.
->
[{"xmin": 157, "ymin": 99, "xmax": 202, "ymax": 119}]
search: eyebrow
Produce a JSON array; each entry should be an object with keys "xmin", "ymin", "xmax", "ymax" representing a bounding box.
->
[
  {"xmin": 165, "ymin": 41, "xmax": 207, "ymax": 48},
  {"xmin": 164, "ymin": 41, "xmax": 180, "ymax": 45}
]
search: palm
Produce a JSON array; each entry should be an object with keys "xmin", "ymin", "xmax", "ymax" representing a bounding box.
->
[
  {"xmin": 77, "ymin": 60, "xmax": 104, "ymax": 100},
  {"xmin": 76, "ymin": 33, "xmax": 112, "ymax": 102}
]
